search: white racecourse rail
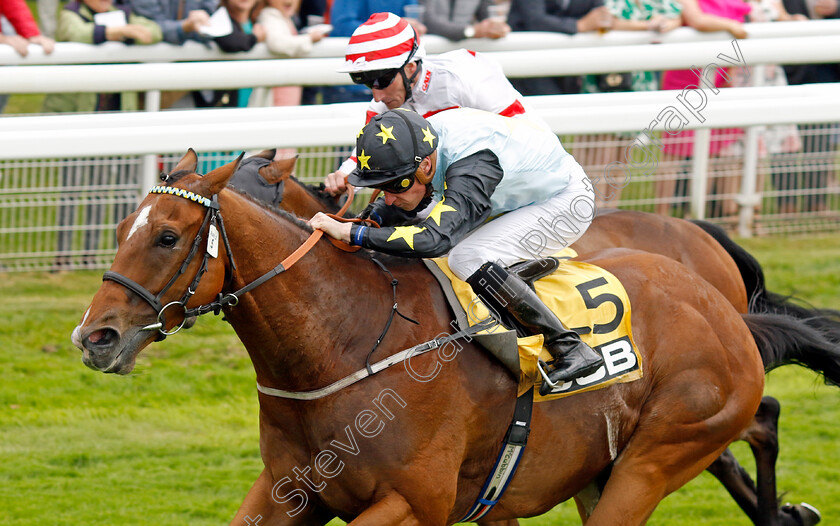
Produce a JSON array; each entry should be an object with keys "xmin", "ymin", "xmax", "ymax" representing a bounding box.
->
[{"xmin": 0, "ymin": 23, "xmax": 839, "ymax": 271}]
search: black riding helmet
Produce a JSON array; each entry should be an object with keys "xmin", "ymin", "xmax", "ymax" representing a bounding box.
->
[{"xmin": 348, "ymin": 109, "xmax": 438, "ymax": 192}]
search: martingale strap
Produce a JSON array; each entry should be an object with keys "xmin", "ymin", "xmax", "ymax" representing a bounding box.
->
[
  {"xmin": 460, "ymin": 387, "xmax": 534, "ymax": 523},
  {"xmin": 256, "ymin": 317, "xmax": 498, "ymax": 400}
]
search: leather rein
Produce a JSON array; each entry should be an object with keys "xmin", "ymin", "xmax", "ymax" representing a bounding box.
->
[{"xmin": 103, "ymin": 182, "xmax": 361, "ymax": 341}]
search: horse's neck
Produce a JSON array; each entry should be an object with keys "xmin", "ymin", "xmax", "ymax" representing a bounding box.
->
[
  {"xmin": 285, "ymin": 179, "xmax": 338, "ymax": 217},
  {"xmin": 219, "ymin": 190, "xmax": 423, "ymax": 391}
]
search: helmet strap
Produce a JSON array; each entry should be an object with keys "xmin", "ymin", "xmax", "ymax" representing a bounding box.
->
[
  {"xmin": 400, "ymin": 59, "xmax": 422, "ymax": 104},
  {"xmin": 400, "ymin": 32, "xmax": 422, "ymax": 104}
]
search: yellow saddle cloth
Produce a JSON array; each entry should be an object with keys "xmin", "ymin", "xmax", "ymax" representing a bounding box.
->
[{"xmin": 425, "ymin": 249, "xmax": 643, "ymax": 402}]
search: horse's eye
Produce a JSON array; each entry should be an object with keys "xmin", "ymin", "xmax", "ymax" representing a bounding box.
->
[{"xmin": 157, "ymin": 232, "xmax": 179, "ymax": 248}]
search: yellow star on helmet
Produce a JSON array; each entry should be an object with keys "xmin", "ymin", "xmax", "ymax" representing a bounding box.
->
[
  {"xmin": 357, "ymin": 150, "xmax": 371, "ymax": 170},
  {"xmin": 376, "ymin": 124, "xmax": 396, "ymax": 144},
  {"xmin": 426, "ymin": 197, "xmax": 456, "ymax": 226},
  {"xmin": 387, "ymin": 225, "xmax": 426, "ymax": 250},
  {"xmin": 421, "ymin": 126, "xmax": 436, "ymax": 149}
]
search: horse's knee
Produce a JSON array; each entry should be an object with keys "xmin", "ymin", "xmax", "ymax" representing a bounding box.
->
[
  {"xmin": 744, "ymin": 396, "xmax": 781, "ymax": 452},
  {"xmin": 755, "ymin": 396, "xmax": 781, "ymax": 426}
]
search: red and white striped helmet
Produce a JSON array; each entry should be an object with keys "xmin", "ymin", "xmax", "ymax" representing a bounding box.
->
[{"xmin": 338, "ymin": 12, "xmax": 426, "ymax": 73}]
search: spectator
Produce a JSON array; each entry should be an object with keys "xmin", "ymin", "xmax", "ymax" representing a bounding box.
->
[
  {"xmin": 130, "ymin": 0, "xmax": 216, "ymax": 44},
  {"xmin": 322, "ymin": 0, "xmax": 426, "ymax": 104},
  {"xmin": 42, "ymin": 0, "xmax": 161, "ymax": 269},
  {"xmin": 259, "ymin": 0, "xmax": 328, "ymax": 59},
  {"xmin": 38, "ymin": 0, "xmax": 66, "ymax": 38},
  {"xmin": 654, "ymin": 0, "xmax": 749, "ymax": 218},
  {"xmin": 206, "ymin": 0, "xmax": 266, "ymax": 109},
  {"xmin": 258, "ymin": 0, "xmax": 329, "ymax": 158},
  {"xmin": 423, "ymin": 0, "xmax": 510, "ymax": 41},
  {"xmin": 194, "ymin": 0, "xmax": 265, "ymax": 172},
  {"xmin": 130, "ymin": 0, "xmax": 217, "ymax": 108},
  {"xmin": 507, "ymin": 0, "xmax": 611, "ymax": 95},
  {"xmin": 781, "ymin": 0, "xmax": 839, "ymax": 213},
  {"xmin": 41, "ymin": 0, "xmax": 160, "ymax": 112},
  {"xmin": 296, "ymin": 0, "xmax": 327, "ymax": 104},
  {"xmin": 0, "ymin": 0, "xmax": 56, "ymax": 56},
  {"xmin": 324, "ymin": 12, "xmax": 548, "ymax": 195},
  {"xmin": 1, "ymin": 0, "xmax": 54, "ymax": 112},
  {"xmin": 578, "ymin": 0, "xmax": 682, "ymax": 207},
  {"xmin": 725, "ymin": 0, "xmax": 804, "ymax": 215}
]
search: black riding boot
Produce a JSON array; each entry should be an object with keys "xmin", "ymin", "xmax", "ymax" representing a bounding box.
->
[{"xmin": 466, "ymin": 262, "xmax": 604, "ymax": 395}]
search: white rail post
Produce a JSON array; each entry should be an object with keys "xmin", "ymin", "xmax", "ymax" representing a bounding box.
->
[
  {"xmin": 738, "ymin": 125, "xmax": 762, "ymax": 238},
  {"xmin": 140, "ymin": 90, "xmax": 161, "ymax": 202},
  {"xmin": 690, "ymin": 128, "xmax": 711, "ymax": 220}
]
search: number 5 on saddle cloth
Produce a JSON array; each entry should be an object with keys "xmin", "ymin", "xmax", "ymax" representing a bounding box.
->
[{"xmin": 423, "ymin": 250, "xmax": 643, "ymax": 401}]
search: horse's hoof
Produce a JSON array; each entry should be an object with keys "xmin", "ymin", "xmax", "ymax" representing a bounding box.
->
[{"xmin": 782, "ymin": 502, "xmax": 821, "ymax": 526}]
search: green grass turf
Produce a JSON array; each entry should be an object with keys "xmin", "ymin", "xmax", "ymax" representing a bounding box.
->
[{"xmin": 1, "ymin": 234, "xmax": 838, "ymax": 525}]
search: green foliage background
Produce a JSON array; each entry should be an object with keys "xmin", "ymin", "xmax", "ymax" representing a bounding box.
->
[{"xmin": 1, "ymin": 235, "xmax": 838, "ymax": 525}]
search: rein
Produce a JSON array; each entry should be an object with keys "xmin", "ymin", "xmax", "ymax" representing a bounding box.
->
[{"xmin": 105, "ymin": 179, "xmax": 485, "ymax": 399}]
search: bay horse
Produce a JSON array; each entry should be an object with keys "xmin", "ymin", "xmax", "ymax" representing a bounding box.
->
[
  {"xmin": 236, "ymin": 152, "xmax": 837, "ymax": 526},
  {"xmin": 74, "ymin": 152, "xmax": 835, "ymax": 525}
]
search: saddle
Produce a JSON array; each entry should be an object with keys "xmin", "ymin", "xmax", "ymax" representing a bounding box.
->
[{"xmin": 424, "ymin": 251, "xmax": 643, "ymax": 401}]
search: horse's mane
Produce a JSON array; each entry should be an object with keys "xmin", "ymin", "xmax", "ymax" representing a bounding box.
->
[
  {"xmin": 290, "ymin": 175, "xmax": 342, "ymax": 214},
  {"xmin": 226, "ymin": 185, "xmax": 315, "ymax": 233},
  {"xmin": 158, "ymin": 169, "xmax": 314, "ymax": 233},
  {"xmin": 162, "ymin": 171, "xmax": 425, "ymax": 269}
]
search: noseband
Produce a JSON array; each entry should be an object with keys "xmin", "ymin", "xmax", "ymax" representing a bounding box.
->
[{"xmin": 103, "ymin": 186, "xmax": 235, "ymax": 341}]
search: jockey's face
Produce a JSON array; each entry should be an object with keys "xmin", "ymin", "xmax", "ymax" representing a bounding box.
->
[
  {"xmin": 382, "ymin": 152, "xmax": 436, "ymax": 210},
  {"xmin": 383, "ymin": 176, "xmax": 425, "ymax": 209},
  {"xmin": 372, "ymin": 62, "xmax": 418, "ymax": 109}
]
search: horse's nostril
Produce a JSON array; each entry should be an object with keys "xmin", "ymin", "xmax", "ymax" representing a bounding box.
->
[{"xmin": 85, "ymin": 328, "xmax": 119, "ymax": 348}]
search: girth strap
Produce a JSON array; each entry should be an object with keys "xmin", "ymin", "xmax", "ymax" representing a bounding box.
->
[
  {"xmin": 256, "ymin": 317, "xmax": 497, "ymax": 400},
  {"xmin": 460, "ymin": 386, "xmax": 534, "ymax": 522}
]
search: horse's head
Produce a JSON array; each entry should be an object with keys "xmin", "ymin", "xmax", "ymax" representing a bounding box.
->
[{"xmin": 72, "ymin": 149, "xmax": 241, "ymax": 374}]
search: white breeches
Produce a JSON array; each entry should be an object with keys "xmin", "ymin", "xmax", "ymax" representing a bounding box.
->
[{"xmin": 448, "ymin": 174, "xmax": 595, "ymax": 281}]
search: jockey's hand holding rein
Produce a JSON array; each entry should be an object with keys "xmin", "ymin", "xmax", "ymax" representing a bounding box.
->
[{"xmin": 310, "ymin": 213, "xmax": 352, "ymax": 243}]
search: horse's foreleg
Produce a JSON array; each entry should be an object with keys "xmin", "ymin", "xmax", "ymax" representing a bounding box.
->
[
  {"xmin": 231, "ymin": 468, "xmax": 334, "ymax": 526},
  {"xmin": 346, "ymin": 492, "xmax": 420, "ymax": 526}
]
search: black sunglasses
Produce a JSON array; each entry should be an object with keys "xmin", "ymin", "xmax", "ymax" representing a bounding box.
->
[
  {"xmin": 373, "ymin": 175, "xmax": 416, "ymax": 194},
  {"xmin": 350, "ymin": 68, "xmax": 401, "ymax": 90}
]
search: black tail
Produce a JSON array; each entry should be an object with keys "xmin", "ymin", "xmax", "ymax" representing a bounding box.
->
[
  {"xmin": 743, "ymin": 313, "xmax": 840, "ymax": 387},
  {"xmin": 691, "ymin": 219, "xmax": 840, "ymax": 344}
]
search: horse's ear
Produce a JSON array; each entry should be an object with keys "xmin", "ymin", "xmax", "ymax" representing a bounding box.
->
[
  {"xmin": 173, "ymin": 148, "xmax": 198, "ymax": 174},
  {"xmin": 252, "ymin": 149, "xmax": 276, "ymax": 160},
  {"xmin": 258, "ymin": 156, "xmax": 297, "ymax": 184},
  {"xmin": 204, "ymin": 153, "xmax": 245, "ymax": 195}
]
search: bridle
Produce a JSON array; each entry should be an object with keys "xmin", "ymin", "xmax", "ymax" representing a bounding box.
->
[
  {"xmin": 101, "ymin": 176, "xmax": 495, "ymax": 400},
  {"xmin": 103, "ymin": 180, "xmax": 361, "ymax": 341},
  {"xmin": 103, "ymin": 185, "xmax": 236, "ymax": 341}
]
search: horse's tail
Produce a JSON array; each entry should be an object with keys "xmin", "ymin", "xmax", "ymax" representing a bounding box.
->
[
  {"xmin": 691, "ymin": 219, "xmax": 840, "ymax": 343},
  {"xmin": 689, "ymin": 219, "xmax": 764, "ymax": 300},
  {"xmin": 742, "ymin": 313, "xmax": 840, "ymax": 387}
]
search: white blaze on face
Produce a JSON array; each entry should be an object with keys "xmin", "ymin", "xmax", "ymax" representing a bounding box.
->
[
  {"xmin": 71, "ymin": 307, "xmax": 91, "ymax": 348},
  {"xmin": 127, "ymin": 205, "xmax": 152, "ymax": 241}
]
